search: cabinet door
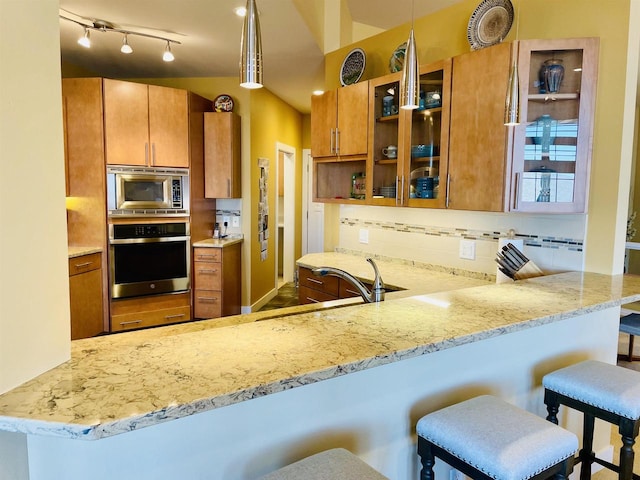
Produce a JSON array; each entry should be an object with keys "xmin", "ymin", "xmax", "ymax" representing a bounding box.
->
[
  {"xmin": 103, "ymin": 79, "xmax": 149, "ymax": 166},
  {"xmin": 448, "ymin": 42, "xmax": 512, "ymax": 212},
  {"xmin": 311, "ymin": 90, "xmax": 337, "ymax": 158},
  {"xmin": 148, "ymin": 85, "xmax": 189, "ymax": 168},
  {"xmin": 405, "ymin": 59, "xmax": 452, "ymax": 208},
  {"xmin": 204, "ymin": 112, "xmax": 241, "ymax": 198},
  {"xmin": 510, "ymin": 38, "xmax": 598, "ymax": 213},
  {"xmin": 368, "ymin": 72, "xmax": 403, "ymax": 207},
  {"xmin": 69, "ymin": 253, "xmax": 104, "ymax": 340},
  {"xmin": 337, "ymin": 81, "xmax": 369, "ymax": 156}
]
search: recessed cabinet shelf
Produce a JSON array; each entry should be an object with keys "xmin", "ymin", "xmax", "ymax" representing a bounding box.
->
[{"xmin": 528, "ymin": 93, "xmax": 580, "ymax": 102}]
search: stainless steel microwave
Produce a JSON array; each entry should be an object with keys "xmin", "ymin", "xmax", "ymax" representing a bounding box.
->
[{"xmin": 107, "ymin": 166, "xmax": 189, "ymax": 217}]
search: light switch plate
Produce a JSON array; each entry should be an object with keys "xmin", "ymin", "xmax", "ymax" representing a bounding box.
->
[
  {"xmin": 459, "ymin": 239, "xmax": 476, "ymax": 260},
  {"xmin": 232, "ymin": 216, "xmax": 240, "ymax": 227},
  {"xmin": 359, "ymin": 228, "xmax": 369, "ymax": 244}
]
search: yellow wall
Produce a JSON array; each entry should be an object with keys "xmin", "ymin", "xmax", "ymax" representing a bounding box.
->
[
  {"xmin": 248, "ymin": 88, "xmax": 304, "ymax": 303},
  {"xmin": 323, "ymin": 0, "xmax": 637, "ymax": 275}
]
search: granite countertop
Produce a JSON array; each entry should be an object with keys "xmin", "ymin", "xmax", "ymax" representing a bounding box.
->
[
  {"xmin": 193, "ymin": 235, "xmax": 243, "ymax": 248},
  {"xmin": 68, "ymin": 246, "xmax": 102, "ymax": 258},
  {"xmin": 1, "ymin": 269, "xmax": 640, "ymax": 441}
]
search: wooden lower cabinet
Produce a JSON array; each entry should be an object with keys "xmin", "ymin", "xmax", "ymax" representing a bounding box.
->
[
  {"xmin": 193, "ymin": 244, "xmax": 241, "ymax": 319},
  {"xmin": 110, "ymin": 292, "xmax": 191, "ymax": 332},
  {"xmin": 69, "ymin": 252, "xmax": 104, "ymax": 340},
  {"xmin": 298, "ymin": 267, "xmax": 359, "ymax": 304}
]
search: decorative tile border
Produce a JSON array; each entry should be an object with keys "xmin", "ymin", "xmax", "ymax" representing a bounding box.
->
[{"xmin": 340, "ymin": 217, "xmax": 584, "ymax": 252}]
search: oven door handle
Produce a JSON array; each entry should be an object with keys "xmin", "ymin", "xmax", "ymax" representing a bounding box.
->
[{"xmin": 109, "ymin": 236, "xmax": 190, "ymax": 245}]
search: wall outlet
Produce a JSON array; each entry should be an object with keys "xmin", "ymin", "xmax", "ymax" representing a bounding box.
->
[
  {"xmin": 231, "ymin": 215, "xmax": 240, "ymax": 227},
  {"xmin": 223, "ymin": 215, "xmax": 231, "ymax": 226},
  {"xmin": 459, "ymin": 239, "xmax": 476, "ymax": 260},
  {"xmin": 359, "ymin": 228, "xmax": 369, "ymax": 244}
]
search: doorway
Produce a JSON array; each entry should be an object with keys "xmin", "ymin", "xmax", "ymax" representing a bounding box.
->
[
  {"xmin": 302, "ymin": 148, "xmax": 324, "ymax": 255},
  {"xmin": 275, "ymin": 143, "xmax": 295, "ymax": 289}
]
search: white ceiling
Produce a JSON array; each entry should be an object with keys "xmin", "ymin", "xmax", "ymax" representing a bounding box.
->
[{"xmin": 58, "ymin": 0, "xmax": 464, "ymax": 113}]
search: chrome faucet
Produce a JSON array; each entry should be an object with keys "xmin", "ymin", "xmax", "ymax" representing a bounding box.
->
[{"xmin": 312, "ymin": 257, "xmax": 385, "ymax": 303}]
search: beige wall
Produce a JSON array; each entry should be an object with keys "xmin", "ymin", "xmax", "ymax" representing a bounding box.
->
[
  {"xmin": 0, "ymin": 0, "xmax": 70, "ymax": 393},
  {"xmin": 323, "ymin": 0, "xmax": 639, "ymax": 275}
]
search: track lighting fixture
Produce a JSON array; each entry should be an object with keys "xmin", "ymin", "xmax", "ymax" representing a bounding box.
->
[
  {"xmin": 240, "ymin": 0, "xmax": 263, "ymax": 89},
  {"xmin": 162, "ymin": 41, "xmax": 174, "ymax": 62},
  {"xmin": 60, "ymin": 12, "xmax": 180, "ymax": 62},
  {"xmin": 120, "ymin": 33, "xmax": 133, "ymax": 54},
  {"xmin": 400, "ymin": 0, "xmax": 420, "ymax": 109},
  {"xmin": 78, "ymin": 28, "xmax": 91, "ymax": 48}
]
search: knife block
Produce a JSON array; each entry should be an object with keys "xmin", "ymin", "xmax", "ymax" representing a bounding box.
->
[{"xmin": 497, "ymin": 238, "xmax": 524, "ymax": 283}]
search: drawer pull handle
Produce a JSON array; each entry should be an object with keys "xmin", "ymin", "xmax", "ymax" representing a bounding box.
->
[
  {"xmin": 306, "ymin": 297, "xmax": 320, "ymax": 303},
  {"xmin": 165, "ymin": 313, "xmax": 186, "ymax": 320},
  {"xmin": 197, "ymin": 255, "xmax": 217, "ymax": 260},
  {"xmin": 306, "ymin": 278, "xmax": 323, "ymax": 285},
  {"xmin": 344, "ymin": 288, "xmax": 359, "ymax": 295},
  {"xmin": 197, "ymin": 297, "xmax": 218, "ymax": 302},
  {"xmin": 120, "ymin": 320, "xmax": 142, "ymax": 326},
  {"xmin": 199, "ymin": 269, "xmax": 218, "ymax": 274},
  {"xmin": 73, "ymin": 261, "xmax": 93, "ymax": 268}
]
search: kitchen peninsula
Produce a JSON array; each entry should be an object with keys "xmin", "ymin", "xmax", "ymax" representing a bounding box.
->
[{"xmin": 1, "ymin": 270, "xmax": 638, "ymax": 479}]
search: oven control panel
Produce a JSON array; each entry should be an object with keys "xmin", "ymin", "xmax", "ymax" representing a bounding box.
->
[{"xmin": 110, "ymin": 222, "xmax": 190, "ymax": 240}]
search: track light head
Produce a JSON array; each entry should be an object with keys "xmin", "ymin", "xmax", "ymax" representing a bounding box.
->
[
  {"xmin": 120, "ymin": 34, "xmax": 133, "ymax": 54},
  {"xmin": 78, "ymin": 28, "xmax": 91, "ymax": 48},
  {"xmin": 162, "ymin": 41, "xmax": 174, "ymax": 62}
]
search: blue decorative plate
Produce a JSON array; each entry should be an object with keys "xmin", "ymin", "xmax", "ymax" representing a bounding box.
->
[
  {"xmin": 340, "ymin": 48, "xmax": 366, "ymax": 86},
  {"xmin": 389, "ymin": 42, "xmax": 407, "ymax": 73}
]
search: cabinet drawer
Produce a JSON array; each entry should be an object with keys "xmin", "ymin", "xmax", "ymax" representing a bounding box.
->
[
  {"xmin": 111, "ymin": 305, "xmax": 190, "ymax": 332},
  {"xmin": 338, "ymin": 281, "xmax": 363, "ymax": 299},
  {"xmin": 68, "ymin": 252, "xmax": 101, "ymax": 276},
  {"xmin": 193, "ymin": 248, "xmax": 221, "ymax": 263},
  {"xmin": 298, "ymin": 285, "xmax": 338, "ymax": 305},
  {"xmin": 298, "ymin": 267, "xmax": 339, "ymax": 296},
  {"xmin": 194, "ymin": 289, "xmax": 222, "ymax": 319},
  {"xmin": 194, "ymin": 262, "xmax": 222, "ymax": 290}
]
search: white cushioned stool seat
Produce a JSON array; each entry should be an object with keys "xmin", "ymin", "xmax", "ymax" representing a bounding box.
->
[
  {"xmin": 417, "ymin": 395, "xmax": 578, "ymax": 480},
  {"xmin": 542, "ymin": 360, "xmax": 640, "ymax": 480},
  {"xmin": 543, "ymin": 360, "xmax": 640, "ymax": 420},
  {"xmin": 259, "ymin": 448, "xmax": 388, "ymax": 480}
]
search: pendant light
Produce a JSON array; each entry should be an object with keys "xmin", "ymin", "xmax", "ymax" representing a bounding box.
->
[
  {"xmin": 504, "ymin": 0, "xmax": 521, "ymax": 125},
  {"xmin": 240, "ymin": 0, "xmax": 263, "ymax": 89},
  {"xmin": 162, "ymin": 41, "xmax": 174, "ymax": 62},
  {"xmin": 400, "ymin": 0, "xmax": 420, "ymax": 110}
]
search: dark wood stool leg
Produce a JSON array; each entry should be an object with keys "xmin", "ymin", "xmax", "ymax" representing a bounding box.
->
[
  {"xmin": 579, "ymin": 413, "xmax": 595, "ymax": 480},
  {"xmin": 418, "ymin": 436, "xmax": 436, "ymax": 480},
  {"xmin": 629, "ymin": 335, "xmax": 635, "ymax": 363},
  {"xmin": 545, "ymin": 389, "xmax": 560, "ymax": 425},
  {"xmin": 619, "ymin": 419, "xmax": 637, "ymax": 480},
  {"xmin": 554, "ymin": 457, "xmax": 574, "ymax": 480}
]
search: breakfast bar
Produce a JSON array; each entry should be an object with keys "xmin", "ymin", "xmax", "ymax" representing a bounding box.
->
[{"xmin": 1, "ymin": 271, "xmax": 639, "ymax": 479}]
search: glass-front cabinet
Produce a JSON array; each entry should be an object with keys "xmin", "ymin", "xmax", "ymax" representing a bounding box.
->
[
  {"xmin": 510, "ymin": 38, "xmax": 599, "ymax": 213},
  {"xmin": 367, "ymin": 59, "xmax": 451, "ymax": 207}
]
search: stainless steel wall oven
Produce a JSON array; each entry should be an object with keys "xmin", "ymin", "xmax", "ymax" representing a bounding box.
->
[{"xmin": 109, "ymin": 222, "xmax": 190, "ymax": 299}]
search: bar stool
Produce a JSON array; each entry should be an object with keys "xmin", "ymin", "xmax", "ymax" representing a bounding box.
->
[
  {"xmin": 619, "ymin": 313, "xmax": 640, "ymax": 362},
  {"xmin": 543, "ymin": 360, "xmax": 640, "ymax": 480},
  {"xmin": 416, "ymin": 395, "xmax": 578, "ymax": 480},
  {"xmin": 259, "ymin": 448, "xmax": 388, "ymax": 479}
]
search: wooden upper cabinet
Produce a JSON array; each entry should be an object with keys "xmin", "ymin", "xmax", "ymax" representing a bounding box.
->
[
  {"xmin": 103, "ymin": 79, "xmax": 189, "ymax": 168},
  {"xmin": 148, "ymin": 85, "xmax": 189, "ymax": 168},
  {"xmin": 104, "ymin": 79, "xmax": 149, "ymax": 166},
  {"xmin": 311, "ymin": 81, "xmax": 368, "ymax": 158},
  {"xmin": 448, "ymin": 42, "xmax": 513, "ymax": 212},
  {"xmin": 204, "ymin": 112, "xmax": 241, "ymax": 198}
]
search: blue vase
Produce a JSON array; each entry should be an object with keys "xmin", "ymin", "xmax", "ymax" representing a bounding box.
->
[{"xmin": 541, "ymin": 59, "xmax": 565, "ymax": 94}]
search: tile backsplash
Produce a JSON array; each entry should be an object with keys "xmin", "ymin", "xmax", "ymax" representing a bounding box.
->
[{"xmin": 337, "ymin": 205, "xmax": 586, "ymax": 276}]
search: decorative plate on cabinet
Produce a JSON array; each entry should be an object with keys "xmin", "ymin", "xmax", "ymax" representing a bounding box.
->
[
  {"xmin": 213, "ymin": 94, "xmax": 234, "ymax": 112},
  {"xmin": 340, "ymin": 48, "xmax": 366, "ymax": 86},
  {"xmin": 467, "ymin": 0, "xmax": 514, "ymax": 50},
  {"xmin": 389, "ymin": 42, "xmax": 407, "ymax": 73}
]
